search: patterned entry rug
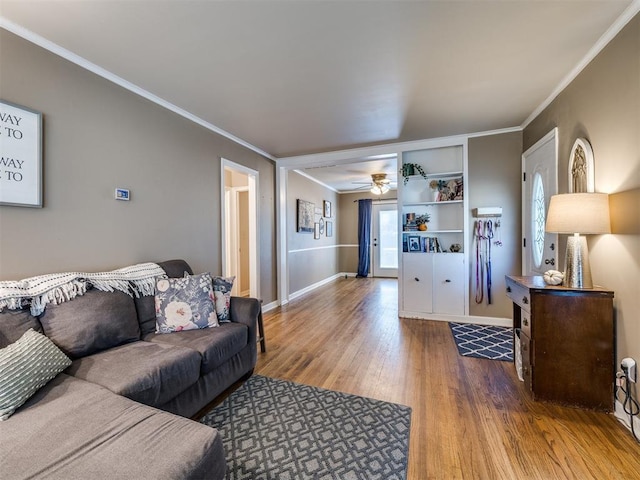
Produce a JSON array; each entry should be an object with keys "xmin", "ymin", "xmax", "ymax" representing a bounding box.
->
[
  {"xmin": 449, "ymin": 323, "xmax": 514, "ymax": 362},
  {"xmin": 200, "ymin": 375, "xmax": 411, "ymax": 480}
]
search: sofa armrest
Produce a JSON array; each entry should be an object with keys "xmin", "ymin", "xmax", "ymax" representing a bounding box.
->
[{"xmin": 229, "ymin": 297, "xmax": 260, "ymax": 347}]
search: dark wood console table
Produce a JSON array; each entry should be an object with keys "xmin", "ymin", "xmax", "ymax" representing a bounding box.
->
[{"xmin": 505, "ymin": 275, "xmax": 614, "ymax": 411}]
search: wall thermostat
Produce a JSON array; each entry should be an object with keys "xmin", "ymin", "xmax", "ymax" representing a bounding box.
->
[{"xmin": 115, "ymin": 188, "xmax": 130, "ymax": 201}]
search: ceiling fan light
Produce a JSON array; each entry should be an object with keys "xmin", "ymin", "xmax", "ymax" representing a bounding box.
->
[{"xmin": 370, "ymin": 183, "xmax": 389, "ymax": 195}]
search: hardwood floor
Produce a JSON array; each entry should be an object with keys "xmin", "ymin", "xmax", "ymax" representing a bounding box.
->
[{"xmin": 256, "ymin": 277, "xmax": 640, "ymax": 479}]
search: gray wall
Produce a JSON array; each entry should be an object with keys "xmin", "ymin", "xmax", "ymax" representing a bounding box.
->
[
  {"xmin": 0, "ymin": 31, "xmax": 277, "ymax": 303},
  {"xmin": 524, "ymin": 15, "xmax": 639, "ymax": 366},
  {"xmin": 287, "ymin": 171, "xmax": 339, "ymax": 294},
  {"xmin": 468, "ymin": 132, "xmax": 523, "ymax": 318}
]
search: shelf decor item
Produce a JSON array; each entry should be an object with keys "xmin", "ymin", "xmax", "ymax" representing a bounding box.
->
[
  {"xmin": 416, "ymin": 214, "xmax": 430, "ymax": 231},
  {"xmin": 400, "ymin": 163, "xmax": 428, "ymax": 185},
  {"xmin": 408, "ymin": 235, "xmax": 421, "ymax": 252}
]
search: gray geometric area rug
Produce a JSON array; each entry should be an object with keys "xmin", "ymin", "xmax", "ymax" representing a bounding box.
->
[
  {"xmin": 449, "ymin": 322, "xmax": 514, "ymax": 362},
  {"xmin": 200, "ymin": 375, "xmax": 411, "ymax": 480}
]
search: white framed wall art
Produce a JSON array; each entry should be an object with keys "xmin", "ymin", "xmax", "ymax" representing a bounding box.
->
[{"xmin": 0, "ymin": 100, "xmax": 43, "ymax": 207}]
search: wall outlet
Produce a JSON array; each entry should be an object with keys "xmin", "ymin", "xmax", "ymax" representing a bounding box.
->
[{"xmin": 622, "ymin": 358, "xmax": 637, "ymax": 383}]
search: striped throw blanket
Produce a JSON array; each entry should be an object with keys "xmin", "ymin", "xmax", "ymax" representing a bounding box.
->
[{"xmin": 0, "ymin": 262, "xmax": 165, "ymax": 316}]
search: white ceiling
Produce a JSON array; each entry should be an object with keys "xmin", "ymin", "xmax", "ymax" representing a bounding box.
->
[
  {"xmin": 299, "ymin": 157, "xmax": 399, "ymax": 193},
  {"xmin": 0, "ymin": 0, "xmax": 636, "ymax": 190}
]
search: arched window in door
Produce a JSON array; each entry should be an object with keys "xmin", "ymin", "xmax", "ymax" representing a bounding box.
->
[{"xmin": 532, "ymin": 172, "xmax": 545, "ymax": 269}]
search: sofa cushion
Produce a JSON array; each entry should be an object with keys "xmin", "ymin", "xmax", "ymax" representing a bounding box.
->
[
  {"xmin": 0, "ymin": 329, "xmax": 71, "ymax": 420},
  {"xmin": 155, "ymin": 272, "xmax": 218, "ymax": 333},
  {"xmin": 144, "ymin": 322, "xmax": 249, "ymax": 375},
  {"xmin": 0, "ymin": 307, "xmax": 43, "ymax": 349},
  {"xmin": 212, "ymin": 276, "xmax": 235, "ymax": 323},
  {"xmin": 39, "ymin": 289, "xmax": 140, "ymax": 359},
  {"xmin": 66, "ymin": 340, "xmax": 201, "ymax": 407},
  {"xmin": 0, "ymin": 373, "xmax": 226, "ymax": 480}
]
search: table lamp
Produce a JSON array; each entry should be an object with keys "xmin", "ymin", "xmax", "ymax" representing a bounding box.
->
[{"xmin": 545, "ymin": 193, "xmax": 610, "ymax": 288}]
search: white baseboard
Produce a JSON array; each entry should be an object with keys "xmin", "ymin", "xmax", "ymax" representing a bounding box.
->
[
  {"xmin": 289, "ymin": 272, "xmax": 346, "ymax": 301},
  {"xmin": 398, "ymin": 311, "xmax": 512, "ymax": 328},
  {"xmin": 615, "ymin": 399, "xmax": 640, "ymax": 440},
  {"xmin": 261, "ymin": 300, "xmax": 279, "ymax": 313}
]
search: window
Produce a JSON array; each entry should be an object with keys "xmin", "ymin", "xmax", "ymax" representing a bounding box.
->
[{"xmin": 532, "ymin": 172, "xmax": 545, "ymax": 268}]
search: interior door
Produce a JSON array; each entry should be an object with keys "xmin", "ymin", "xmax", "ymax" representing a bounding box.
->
[
  {"xmin": 372, "ymin": 202, "xmax": 398, "ymax": 278},
  {"xmin": 522, "ymin": 128, "xmax": 558, "ymax": 276}
]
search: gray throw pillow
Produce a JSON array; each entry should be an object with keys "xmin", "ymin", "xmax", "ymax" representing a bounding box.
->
[
  {"xmin": 155, "ymin": 272, "xmax": 218, "ymax": 334},
  {"xmin": 0, "ymin": 328, "xmax": 72, "ymax": 421}
]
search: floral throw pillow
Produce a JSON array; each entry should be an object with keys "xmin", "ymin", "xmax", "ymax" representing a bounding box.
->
[
  {"xmin": 155, "ymin": 272, "xmax": 218, "ymax": 334},
  {"xmin": 212, "ymin": 276, "xmax": 235, "ymax": 323}
]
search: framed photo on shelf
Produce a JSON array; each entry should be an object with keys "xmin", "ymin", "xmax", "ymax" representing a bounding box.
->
[
  {"xmin": 323, "ymin": 200, "xmax": 332, "ymax": 218},
  {"xmin": 408, "ymin": 235, "xmax": 421, "ymax": 252}
]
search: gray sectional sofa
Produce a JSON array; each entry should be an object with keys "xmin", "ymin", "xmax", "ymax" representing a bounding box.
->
[{"xmin": 0, "ymin": 259, "xmax": 260, "ymax": 479}]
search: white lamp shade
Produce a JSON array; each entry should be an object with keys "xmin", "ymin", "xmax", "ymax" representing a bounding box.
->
[{"xmin": 545, "ymin": 193, "xmax": 611, "ymax": 234}]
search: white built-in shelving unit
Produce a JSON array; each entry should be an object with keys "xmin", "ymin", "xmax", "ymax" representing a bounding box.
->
[{"xmin": 398, "ymin": 143, "xmax": 469, "ymax": 320}]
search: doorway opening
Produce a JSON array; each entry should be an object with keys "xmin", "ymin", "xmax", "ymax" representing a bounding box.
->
[{"xmin": 222, "ymin": 159, "xmax": 259, "ymax": 298}]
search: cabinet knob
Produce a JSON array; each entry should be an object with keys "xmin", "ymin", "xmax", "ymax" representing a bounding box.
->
[
  {"xmin": 445, "ymin": 279, "xmax": 451, "ymax": 283},
  {"xmin": 522, "ymin": 297, "xmax": 529, "ymax": 305},
  {"xmin": 506, "ymin": 286, "xmax": 512, "ymax": 293},
  {"xmin": 414, "ymin": 277, "xmax": 420, "ymax": 282},
  {"xmin": 523, "ymin": 318, "xmax": 529, "ymax": 327}
]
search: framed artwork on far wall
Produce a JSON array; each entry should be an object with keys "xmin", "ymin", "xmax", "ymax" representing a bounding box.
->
[
  {"xmin": 323, "ymin": 200, "xmax": 332, "ymax": 218},
  {"xmin": 314, "ymin": 222, "xmax": 321, "ymax": 239},
  {"xmin": 297, "ymin": 199, "xmax": 315, "ymax": 233},
  {"xmin": 326, "ymin": 221, "xmax": 333, "ymax": 237}
]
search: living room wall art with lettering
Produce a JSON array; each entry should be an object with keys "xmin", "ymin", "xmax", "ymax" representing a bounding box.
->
[{"xmin": 0, "ymin": 100, "xmax": 43, "ymax": 207}]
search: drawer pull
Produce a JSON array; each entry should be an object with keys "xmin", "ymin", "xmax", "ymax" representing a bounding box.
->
[
  {"xmin": 415, "ymin": 277, "xmax": 420, "ymax": 282},
  {"xmin": 506, "ymin": 286, "xmax": 512, "ymax": 293},
  {"xmin": 523, "ymin": 318, "xmax": 529, "ymax": 327},
  {"xmin": 445, "ymin": 279, "xmax": 451, "ymax": 283},
  {"xmin": 522, "ymin": 297, "xmax": 529, "ymax": 305}
]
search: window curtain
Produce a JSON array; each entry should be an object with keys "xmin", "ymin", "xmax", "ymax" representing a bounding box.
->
[{"xmin": 356, "ymin": 199, "xmax": 372, "ymax": 278}]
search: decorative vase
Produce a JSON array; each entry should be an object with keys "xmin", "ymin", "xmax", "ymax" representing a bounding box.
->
[{"xmin": 419, "ymin": 224, "xmax": 428, "ymax": 231}]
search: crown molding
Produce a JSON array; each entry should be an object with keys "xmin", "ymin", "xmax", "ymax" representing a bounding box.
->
[
  {"xmin": 522, "ymin": 0, "xmax": 640, "ymax": 129},
  {"xmin": 0, "ymin": 17, "xmax": 276, "ymax": 161},
  {"xmin": 292, "ymin": 169, "xmax": 339, "ymax": 193}
]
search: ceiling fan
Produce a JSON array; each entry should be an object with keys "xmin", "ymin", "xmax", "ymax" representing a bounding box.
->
[{"xmin": 353, "ymin": 173, "xmax": 394, "ymax": 195}]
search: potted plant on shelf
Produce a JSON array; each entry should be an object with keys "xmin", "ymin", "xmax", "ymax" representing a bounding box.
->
[
  {"xmin": 416, "ymin": 213, "xmax": 431, "ymax": 231},
  {"xmin": 400, "ymin": 163, "xmax": 428, "ymax": 185}
]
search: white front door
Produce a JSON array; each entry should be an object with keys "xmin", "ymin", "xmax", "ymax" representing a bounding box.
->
[
  {"xmin": 522, "ymin": 128, "xmax": 558, "ymax": 276},
  {"xmin": 372, "ymin": 203, "xmax": 398, "ymax": 278}
]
